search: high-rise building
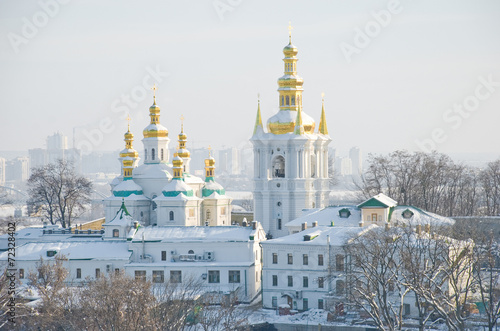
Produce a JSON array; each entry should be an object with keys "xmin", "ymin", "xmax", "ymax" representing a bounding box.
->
[
  {"xmin": 350, "ymin": 146, "xmax": 362, "ymax": 176},
  {"xmin": 251, "ymin": 28, "xmax": 331, "ymax": 238},
  {"xmin": 0, "ymin": 158, "xmax": 5, "ymax": 186}
]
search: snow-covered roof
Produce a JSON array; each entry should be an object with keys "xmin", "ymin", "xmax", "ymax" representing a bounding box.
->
[
  {"xmin": 112, "ymin": 179, "xmax": 144, "ymax": 197},
  {"xmin": 183, "ymin": 173, "xmax": 204, "ymax": 184},
  {"xmin": 285, "ymin": 204, "xmax": 454, "ymax": 229},
  {"xmin": 105, "ymin": 202, "xmax": 135, "ymax": 226},
  {"xmin": 131, "ymin": 226, "xmax": 256, "ymax": 243},
  {"xmin": 390, "ymin": 206, "xmax": 455, "ymax": 226},
  {"xmin": 160, "ymin": 178, "xmax": 193, "ymax": 197},
  {"xmin": 285, "ymin": 206, "xmax": 362, "ymax": 228},
  {"xmin": 358, "ymin": 193, "xmax": 397, "ymax": 208},
  {"xmin": 0, "ymin": 241, "xmax": 131, "ymax": 261},
  {"xmin": 267, "ymin": 109, "xmax": 315, "ymax": 128},
  {"xmin": 263, "ymin": 225, "xmax": 376, "ymax": 246},
  {"xmin": 143, "ymin": 123, "xmax": 168, "ymax": 133},
  {"xmin": 133, "ymin": 163, "xmax": 172, "ymax": 179}
]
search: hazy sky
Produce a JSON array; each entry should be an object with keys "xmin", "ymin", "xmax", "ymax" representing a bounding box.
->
[{"xmin": 1, "ymin": 0, "xmax": 499, "ymax": 157}]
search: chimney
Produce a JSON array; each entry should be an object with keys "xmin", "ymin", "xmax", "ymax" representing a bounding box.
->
[
  {"xmin": 312, "ymin": 221, "xmax": 318, "ymax": 228},
  {"xmin": 301, "ymin": 222, "xmax": 307, "ymax": 231},
  {"xmin": 425, "ymin": 224, "xmax": 430, "ymax": 233},
  {"xmin": 252, "ymin": 221, "xmax": 257, "ymax": 230},
  {"xmin": 385, "ymin": 222, "xmax": 390, "ymax": 231},
  {"xmin": 242, "ymin": 220, "xmax": 248, "ymax": 227},
  {"xmin": 416, "ymin": 224, "xmax": 422, "ymax": 235},
  {"xmin": 359, "ymin": 220, "xmax": 364, "ymax": 227}
]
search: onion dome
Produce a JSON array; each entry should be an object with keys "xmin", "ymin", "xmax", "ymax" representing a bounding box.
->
[
  {"xmin": 161, "ymin": 156, "xmax": 194, "ymax": 197},
  {"xmin": 202, "ymin": 150, "xmax": 225, "ymax": 197},
  {"xmin": 120, "ymin": 119, "xmax": 139, "ymax": 179},
  {"xmin": 143, "ymin": 87, "xmax": 168, "ymax": 139},
  {"xmin": 267, "ymin": 109, "xmax": 315, "ymax": 135},
  {"xmin": 177, "ymin": 121, "xmax": 190, "ymax": 158}
]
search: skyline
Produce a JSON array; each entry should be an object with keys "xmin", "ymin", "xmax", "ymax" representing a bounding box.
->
[{"xmin": 1, "ymin": 1, "xmax": 499, "ymax": 157}]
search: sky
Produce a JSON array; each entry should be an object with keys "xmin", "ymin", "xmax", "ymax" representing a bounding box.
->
[{"xmin": 0, "ymin": 0, "xmax": 499, "ymax": 158}]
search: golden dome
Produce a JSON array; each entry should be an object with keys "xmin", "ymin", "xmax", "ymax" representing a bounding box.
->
[
  {"xmin": 267, "ymin": 110, "xmax": 315, "ymax": 135},
  {"xmin": 204, "ymin": 157, "xmax": 215, "ymax": 167}
]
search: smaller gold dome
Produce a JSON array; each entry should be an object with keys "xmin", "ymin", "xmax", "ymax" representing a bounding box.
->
[
  {"xmin": 172, "ymin": 155, "xmax": 183, "ymax": 168},
  {"xmin": 283, "ymin": 43, "xmax": 298, "ymax": 58},
  {"xmin": 204, "ymin": 157, "xmax": 215, "ymax": 167}
]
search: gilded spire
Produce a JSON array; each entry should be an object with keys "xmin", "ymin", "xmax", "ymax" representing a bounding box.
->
[
  {"xmin": 253, "ymin": 94, "xmax": 264, "ymax": 135},
  {"xmin": 204, "ymin": 146, "xmax": 216, "ymax": 180},
  {"xmin": 143, "ymin": 85, "xmax": 168, "ymax": 138},
  {"xmin": 294, "ymin": 103, "xmax": 305, "ymax": 135},
  {"xmin": 120, "ymin": 116, "xmax": 139, "ymax": 179},
  {"xmin": 288, "ymin": 21, "xmax": 293, "ymax": 44},
  {"xmin": 151, "ymin": 84, "xmax": 158, "ymax": 104},
  {"xmin": 177, "ymin": 115, "xmax": 190, "ymax": 158},
  {"xmin": 318, "ymin": 92, "xmax": 329, "ymax": 135}
]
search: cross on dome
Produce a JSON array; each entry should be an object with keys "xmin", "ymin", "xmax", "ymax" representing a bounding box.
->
[
  {"xmin": 288, "ymin": 21, "xmax": 293, "ymax": 43},
  {"xmin": 126, "ymin": 114, "xmax": 131, "ymax": 131}
]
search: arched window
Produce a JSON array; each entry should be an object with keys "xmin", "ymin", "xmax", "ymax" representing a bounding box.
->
[
  {"xmin": 286, "ymin": 96, "xmax": 289, "ymax": 106},
  {"xmin": 272, "ymin": 156, "xmax": 285, "ymax": 178},
  {"xmin": 145, "ymin": 149, "xmax": 147, "ymax": 160},
  {"xmin": 188, "ymin": 250, "xmax": 194, "ymax": 254},
  {"xmin": 206, "ymin": 209, "xmax": 211, "ymax": 220},
  {"xmin": 169, "ymin": 211, "xmax": 174, "ymax": 221},
  {"xmin": 152, "ymin": 148, "xmax": 155, "ymax": 160},
  {"xmin": 311, "ymin": 155, "xmax": 316, "ymax": 178},
  {"xmin": 152, "ymin": 195, "xmax": 157, "ymax": 210},
  {"xmin": 281, "ymin": 96, "xmax": 284, "ymax": 106},
  {"xmin": 161, "ymin": 149, "xmax": 164, "ymax": 160},
  {"xmin": 291, "ymin": 96, "xmax": 295, "ymax": 106},
  {"xmin": 112, "ymin": 229, "xmax": 119, "ymax": 237}
]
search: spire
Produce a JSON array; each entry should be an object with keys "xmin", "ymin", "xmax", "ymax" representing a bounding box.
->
[
  {"xmin": 151, "ymin": 84, "xmax": 158, "ymax": 105},
  {"xmin": 318, "ymin": 92, "xmax": 329, "ymax": 135},
  {"xmin": 294, "ymin": 103, "xmax": 305, "ymax": 135},
  {"xmin": 288, "ymin": 21, "xmax": 293, "ymax": 44},
  {"xmin": 253, "ymin": 94, "xmax": 264, "ymax": 135}
]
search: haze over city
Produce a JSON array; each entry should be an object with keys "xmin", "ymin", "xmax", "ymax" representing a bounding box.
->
[{"xmin": 1, "ymin": 0, "xmax": 499, "ymax": 158}]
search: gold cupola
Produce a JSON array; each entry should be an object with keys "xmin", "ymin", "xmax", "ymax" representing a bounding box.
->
[
  {"xmin": 143, "ymin": 84, "xmax": 168, "ymax": 139},
  {"xmin": 267, "ymin": 23, "xmax": 315, "ymax": 135},
  {"xmin": 119, "ymin": 116, "xmax": 139, "ymax": 179},
  {"xmin": 176, "ymin": 115, "xmax": 190, "ymax": 158}
]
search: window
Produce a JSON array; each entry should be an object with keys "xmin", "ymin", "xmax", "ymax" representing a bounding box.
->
[
  {"xmin": 303, "ymin": 298, "xmax": 308, "ymax": 310},
  {"xmin": 281, "ymin": 96, "xmax": 284, "ymax": 106},
  {"xmin": 272, "ymin": 275, "xmax": 278, "ymax": 286},
  {"xmin": 288, "ymin": 275, "xmax": 293, "ymax": 287},
  {"xmin": 47, "ymin": 250, "xmax": 57, "ymax": 257},
  {"xmin": 288, "ymin": 253, "xmax": 293, "ymax": 265},
  {"xmin": 339, "ymin": 208, "xmax": 351, "ymax": 218},
  {"xmin": 318, "ymin": 254, "xmax": 324, "ymax": 266},
  {"xmin": 112, "ymin": 229, "xmax": 119, "ymax": 237},
  {"xmin": 303, "ymin": 276, "xmax": 308, "ymax": 288},
  {"xmin": 272, "ymin": 156, "xmax": 285, "ymax": 178},
  {"xmin": 135, "ymin": 270, "xmax": 146, "ymax": 281},
  {"xmin": 286, "ymin": 96, "xmax": 289, "ymax": 106},
  {"xmin": 170, "ymin": 270, "xmax": 182, "ymax": 283},
  {"xmin": 145, "ymin": 149, "xmax": 147, "ymax": 160},
  {"xmin": 188, "ymin": 250, "xmax": 194, "ymax": 254},
  {"xmin": 272, "ymin": 253, "xmax": 278, "ymax": 264},
  {"xmin": 291, "ymin": 96, "xmax": 295, "ymax": 105},
  {"xmin": 152, "ymin": 148, "xmax": 155, "ymax": 160},
  {"xmin": 161, "ymin": 251, "xmax": 167, "ymax": 261},
  {"xmin": 229, "ymin": 270, "xmax": 240, "ymax": 283},
  {"xmin": 388, "ymin": 280, "xmax": 395, "ymax": 292},
  {"xmin": 161, "ymin": 149, "xmax": 164, "ymax": 160},
  {"xmin": 336, "ymin": 254, "xmax": 345, "ymax": 272},
  {"xmin": 19, "ymin": 269, "xmax": 24, "ymax": 279},
  {"xmin": 318, "ymin": 277, "xmax": 324, "ymax": 288},
  {"xmin": 303, "ymin": 254, "xmax": 308, "ymax": 265},
  {"xmin": 208, "ymin": 270, "xmax": 220, "ymax": 283},
  {"xmin": 277, "ymin": 219, "xmax": 282, "ymax": 230},
  {"xmin": 115, "ymin": 268, "xmax": 120, "ymax": 276},
  {"xmin": 153, "ymin": 270, "xmax": 164, "ymax": 283},
  {"xmin": 206, "ymin": 209, "xmax": 211, "ymax": 220},
  {"xmin": 76, "ymin": 268, "xmax": 81, "ymax": 279},
  {"xmin": 95, "ymin": 268, "xmax": 101, "ymax": 279},
  {"xmin": 403, "ymin": 303, "xmax": 411, "ymax": 316},
  {"xmin": 371, "ymin": 213, "xmax": 377, "ymax": 222},
  {"xmin": 318, "ymin": 299, "xmax": 324, "ymax": 309},
  {"xmin": 152, "ymin": 195, "xmax": 157, "ymax": 210},
  {"xmin": 336, "ymin": 280, "xmax": 345, "ymax": 296},
  {"xmin": 272, "ymin": 296, "xmax": 278, "ymax": 308},
  {"xmin": 169, "ymin": 211, "xmax": 174, "ymax": 221}
]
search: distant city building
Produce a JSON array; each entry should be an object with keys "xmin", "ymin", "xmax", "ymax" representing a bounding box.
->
[
  {"xmin": 335, "ymin": 156, "xmax": 352, "ymax": 176},
  {"xmin": 28, "ymin": 132, "xmax": 81, "ymax": 174},
  {"xmin": 349, "ymin": 146, "xmax": 362, "ymax": 176},
  {"xmin": 5, "ymin": 157, "xmax": 29, "ymax": 184},
  {"xmin": 218, "ymin": 147, "xmax": 240, "ymax": 175}
]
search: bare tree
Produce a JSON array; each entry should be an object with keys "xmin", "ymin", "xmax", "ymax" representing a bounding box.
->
[
  {"xmin": 28, "ymin": 160, "xmax": 92, "ymax": 228},
  {"xmin": 344, "ymin": 227, "xmax": 408, "ymax": 331},
  {"xmin": 197, "ymin": 291, "xmax": 249, "ymax": 331}
]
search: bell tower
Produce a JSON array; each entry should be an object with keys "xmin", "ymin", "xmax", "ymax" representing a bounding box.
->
[{"xmin": 251, "ymin": 26, "xmax": 331, "ymax": 238}]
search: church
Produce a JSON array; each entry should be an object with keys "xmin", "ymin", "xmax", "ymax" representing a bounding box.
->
[
  {"xmin": 251, "ymin": 26, "xmax": 331, "ymax": 238},
  {"xmin": 103, "ymin": 87, "xmax": 232, "ymax": 228}
]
